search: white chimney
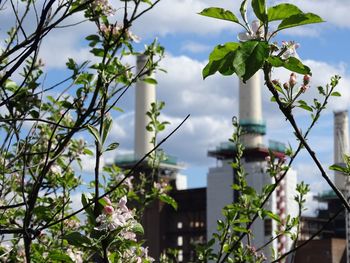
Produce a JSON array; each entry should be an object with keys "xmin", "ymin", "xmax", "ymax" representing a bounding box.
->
[
  {"xmin": 134, "ymin": 55, "xmax": 156, "ymax": 159},
  {"xmin": 334, "ymin": 110, "xmax": 349, "ymax": 190},
  {"xmin": 239, "ymin": 72, "xmax": 265, "ymax": 148}
]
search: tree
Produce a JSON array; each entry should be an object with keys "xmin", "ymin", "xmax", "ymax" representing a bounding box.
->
[
  {"xmin": 0, "ymin": 0, "xmax": 180, "ymax": 262},
  {"xmin": 199, "ymin": 0, "xmax": 348, "ymax": 262}
]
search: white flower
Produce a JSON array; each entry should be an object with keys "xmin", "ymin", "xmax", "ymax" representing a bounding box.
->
[
  {"xmin": 126, "ymin": 30, "xmax": 141, "ymax": 43},
  {"xmin": 91, "ymin": 0, "xmax": 115, "ymax": 16},
  {"xmin": 95, "ymin": 196, "xmax": 135, "ymax": 231},
  {"xmin": 118, "ymin": 196, "xmax": 128, "ymax": 212},
  {"xmin": 153, "ymin": 181, "xmax": 168, "ymax": 194},
  {"xmin": 281, "ymin": 41, "xmax": 300, "ymax": 59},
  {"xmin": 115, "ymin": 174, "xmax": 133, "ymax": 189},
  {"xmin": 238, "ymin": 20, "xmax": 266, "ymax": 41},
  {"xmin": 67, "ymin": 248, "xmax": 83, "ymax": 263},
  {"xmin": 122, "ymin": 231, "xmax": 137, "ymax": 241}
]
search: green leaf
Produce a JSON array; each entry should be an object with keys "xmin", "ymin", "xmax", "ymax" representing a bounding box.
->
[
  {"xmin": 251, "ymin": 0, "xmax": 267, "ymax": 22},
  {"xmin": 317, "ymin": 86, "xmax": 326, "ymax": 95},
  {"xmin": 131, "ymin": 222, "xmax": 144, "ymax": 235},
  {"xmin": 81, "ymin": 193, "xmax": 94, "ymax": 223},
  {"xmin": 102, "ymin": 116, "xmax": 112, "ymax": 145},
  {"xmin": 268, "ymin": 4, "xmax": 302, "ymax": 21},
  {"xmin": 83, "ymin": 148, "xmax": 94, "ymax": 156},
  {"xmin": 4, "ymin": 80, "xmax": 17, "ymax": 91},
  {"xmin": 223, "ymin": 243, "xmax": 230, "ymax": 252},
  {"xmin": 240, "ymin": 0, "xmax": 248, "ymax": 23},
  {"xmin": 159, "ymin": 194, "xmax": 178, "ymax": 210},
  {"xmin": 242, "ymin": 186, "xmax": 256, "ymax": 196},
  {"xmin": 232, "ymin": 226, "xmax": 249, "ymax": 233},
  {"xmin": 265, "ymin": 211, "xmax": 281, "ymax": 223},
  {"xmin": 63, "ymin": 232, "xmax": 92, "ymax": 248},
  {"xmin": 277, "ymin": 13, "xmax": 324, "ymax": 31},
  {"xmin": 112, "ymin": 106, "xmax": 124, "ymax": 112},
  {"xmin": 87, "ymin": 125, "xmax": 101, "ymax": 147},
  {"xmin": 298, "ymin": 100, "xmax": 313, "ymax": 112},
  {"xmin": 263, "ymin": 184, "xmax": 275, "ymax": 195},
  {"xmin": 30, "ymin": 110, "xmax": 40, "ymax": 118},
  {"xmin": 329, "ymin": 164, "xmax": 349, "ymax": 174},
  {"xmin": 105, "ymin": 142, "xmax": 119, "ymax": 152},
  {"xmin": 268, "ymin": 56, "xmax": 311, "ymax": 75},
  {"xmin": 209, "ymin": 42, "xmax": 240, "ymax": 61},
  {"xmin": 284, "ymin": 57, "xmax": 311, "ymax": 75},
  {"xmin": 48, "ymin": 251, "xmax": 74, "ymax": 262},
  {"xmin": 198, "ymin": 7, "xmax": 239, "ymax": 23},
  {"xmin": 233, "ymin": 40, "xmax": 269, "ymax": 82},
  {"xmin": 90, "ymin": 48, "xmax": 105, "ymax": 57},
  {"xmin": 298, "ymin": 104, "xmax": 313, "ymax": 112},
  {"xmin": 331, "ymin": 91, "xmax": 341, "ymax": 97},
  {"xmin": 143, "ymin": 78, "xmax": 158, "ymax": 85},
  {"xmin": 218, "ymin": 52, "xmax": 236, "ymax": 76},
  {"xmin": 202, "ymin": 60, "xmax": 222, "ymax": 79},
  {"xmin": 85, "ymin": 34, "xmax": 100, "ymax": 42}
]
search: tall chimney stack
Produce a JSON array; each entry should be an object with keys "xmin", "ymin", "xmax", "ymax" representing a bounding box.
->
[
  {"xmin": 334, "ymin": 110, "xmax": 349, "ymax": 190},
  {"xmin": 134, "ymin": 55, "xmax": 156, "ymax": 159},
  {"xmin": 239, "ymin": 72, "xmax": 266, "ymax": 148}
]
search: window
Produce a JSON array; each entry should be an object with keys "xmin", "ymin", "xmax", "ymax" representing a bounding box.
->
[
  {"xmin": 264, "ymin": 219, "xmax": 272, "ymax": 236},
  {"xmin": 177, "ymin": 222, "xmax": 183, "ymax": 229},
  {"xmin": 178, "ymin": 249, "xmax": 183, "ymax": 262},
  {"xmin": 177, "ymin": 236, "xmax": 183, "ymax": 246}
]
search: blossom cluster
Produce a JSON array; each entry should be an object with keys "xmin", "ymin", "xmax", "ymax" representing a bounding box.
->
[
  {"xmin": 96, "ymin": 196, "xmax": 135, "ymax": 235},
  {"xmin": 246, "ymin": 245, "xmax": 267, "ymax": 262},
  {"xmin": 122, "ymin": 246, "xmax": 155, "ymax": 263},
  {"xmin": 153, "ymin": 180, "xmax": 169, "ymax": 194},
  {"xmin": 100, "ymin": 24, "xmax": 140, "ymax": 43},
  {"xmin": 281, "ymin": 41, "xmax": 300, "ymax": 60},
  {"xmin": 91, "ymin": 0, "xmax": 115, "ymax": 16},
  {"xmin": 272, "ymin": 73, "xmax": 311, "ymax": 94},
  {"xmin": 238, "ymin": 20, "xmax": 266, "ymax": 41}
]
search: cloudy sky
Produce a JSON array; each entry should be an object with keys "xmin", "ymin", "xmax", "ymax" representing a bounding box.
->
[{"xmin": 5, "ymin": 0, "xmax": 350, "ymax": 215}]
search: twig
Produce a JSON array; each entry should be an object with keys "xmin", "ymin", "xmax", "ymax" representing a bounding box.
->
[
  {"xmin": 271, "ymin": 206, "xmax": 344, "ymax": 263},
  {"xmin": 37, "ymin": 114, "xmax": 190, "ymax": 231}
]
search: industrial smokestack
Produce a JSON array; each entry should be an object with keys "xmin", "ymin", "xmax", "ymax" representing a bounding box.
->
[
  {"xmin": 334, "ymin": 110, "xmax": 349, "ymax": 190},
  {"xmin": 134, "ymin": 55, "xmax": 156, "ymax": 159},
  {"xmin": 239, "ymin": 72, "xmax": 265, "ymax": 148}
]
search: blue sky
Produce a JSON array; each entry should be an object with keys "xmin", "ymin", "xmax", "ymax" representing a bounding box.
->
[{"xmin": 4, "ymin": 0, "xmax": 350, "ymax": 214}]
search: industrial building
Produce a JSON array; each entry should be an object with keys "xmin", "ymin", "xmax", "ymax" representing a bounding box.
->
[
  {"xmin": 115, "ymin": 55, "xmax": 349, "ymax": 262},
  {"xmin": 115, "ymin": 54, "xmax": 299, "ymax": 261}
]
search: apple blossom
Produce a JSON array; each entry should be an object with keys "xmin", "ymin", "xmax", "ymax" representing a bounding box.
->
[
  {"xmin": 281, "ymin": 41, "xmax": 300, "ymax": 59},
  {"xmin": 238, "ymin": 20, "xmax": 267, "ymax": 41},
  {"xmin": 289, "ymin": 73, "xmax": 297, "ymax": 87},
  {"xmin": 303, "ymin": 74, "xmax": 311, "ymax": 86}
]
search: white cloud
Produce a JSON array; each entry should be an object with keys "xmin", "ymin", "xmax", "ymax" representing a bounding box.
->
[
  {"xmin": 280, "ymin": 0, "xmax": 350, "ymax": 29},
  {"xmin": 133, "ymin": 0, "xmax": 241, "ymax": 38},
  {"xmin": 105, "ymin": 51, "xmax": 350, "ymax": 175},
  {"xmin": 181, "ymin": 41, "xmax": 211, "ymax": 53}
]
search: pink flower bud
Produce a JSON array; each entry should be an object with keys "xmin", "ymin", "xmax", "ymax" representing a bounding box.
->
[
  {"xmin": 279, "ymin": 156, "xmax": 287, "ymax": 164},
  {"xmin": 272, "ymin": 79, "xmax": 280, "ymax": 86},
  {"xmin": 303, "ymin": 74, "xmax": 311, "ymax": 85},
  {"xmin": 103, "ymin": 205, "xmax": 114, "ymax": 215},
  {"xmin": 289, "ymin": 73, "xmax": 297, "ymax": 87},
  {"xmin": 265, "ymin": 156, "xmax": 271, "ymax": 162},
  {"xmin": 103, "ymin": 196, "xmax": 112, "ymax": 206},
  {"xmin": 300, "ymin": 85, "xmax": 309, "ymax": 93},
  {"xmin": 283, "ymin": 82, "xmax": 289, "ymax": 90}
]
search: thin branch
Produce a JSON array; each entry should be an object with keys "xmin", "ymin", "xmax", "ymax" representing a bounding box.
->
[
  {"xmin": 271, "ymin": 206, "xmax": 344, "ymax": 263},
  {"xmin": 37, "ymin": 114, "xmax": 190, "ymax": 231},
  {"xmin": 263, "ymin": 65, "xmax": 350, "ymax": 212}
]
